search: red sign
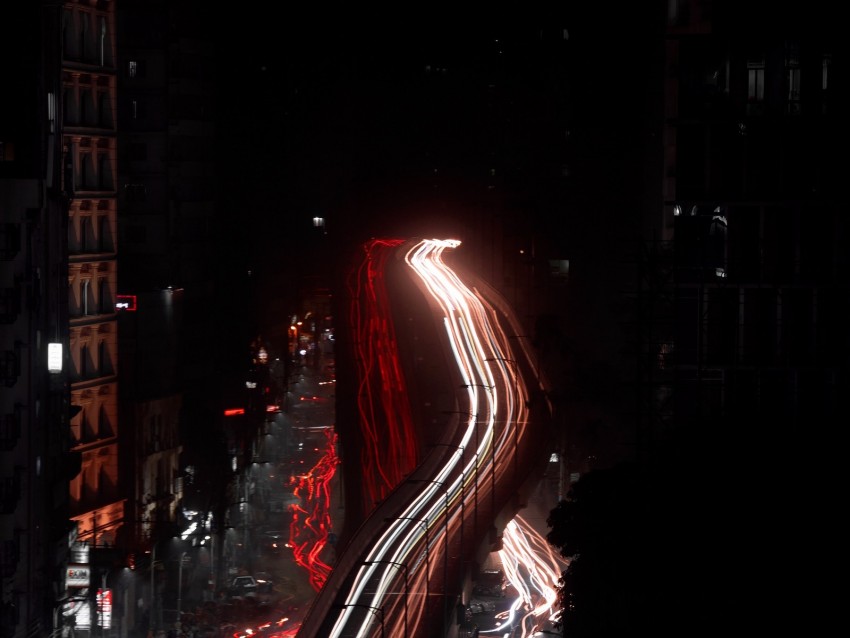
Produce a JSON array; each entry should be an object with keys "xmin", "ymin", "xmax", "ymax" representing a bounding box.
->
[{"xmin": 116, "ymin": 295, "xmax": 137, "ymax": 311}]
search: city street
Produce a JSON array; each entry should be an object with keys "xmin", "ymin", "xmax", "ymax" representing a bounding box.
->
[{"xmin": 175, "ymin": 337, "xmax": 340, "ymax": 637}]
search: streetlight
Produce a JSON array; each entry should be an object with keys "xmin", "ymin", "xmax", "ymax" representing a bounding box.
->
[
  {"xmin": 334, "ymin": 603, "xmax": 385, "ymax": 638},
  {"xmin": 363, "ymin": 560, "xmax": 409, "ymax": 638},
  {"xmin": 148, "ymin": 544, "xmax": 159, "ymax": 633},
  {"xmin": 205, "ymin": 534, "xmax": 215, "ymax": 601},
  {"xmin": 176, "ymin": 551, "xmax": 188, "ymax": 627},
  {"xmin": 485, "ymin": 356, "xmax": 520, "ymax": 486}
]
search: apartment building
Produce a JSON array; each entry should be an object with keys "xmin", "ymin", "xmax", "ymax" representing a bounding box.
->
[
  {"xmin": 638, "ymin": 1, "xmax": 848, "ymax": 449},
  {"xmin": 62, "ymin": 0, "xmax": 124, "ymax": 555}
]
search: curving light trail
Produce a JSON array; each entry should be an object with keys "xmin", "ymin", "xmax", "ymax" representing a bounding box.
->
[
  {"xmin": 288, "ymin": 428, "xmax": 341, "ymax": 591},
  {"xmin": 347, "ymin": 238, "xmax": 420, "ymax": 511},
  {"xmin": 481, "ymin": 513, "xmax": 569, "ymax": 637},
  {"xmin": 298, "ymin": 237, "xmax": 550, "ymax": 638}
]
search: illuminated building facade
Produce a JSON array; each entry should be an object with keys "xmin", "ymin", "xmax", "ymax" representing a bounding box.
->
[{"xmin": 62, "ymin": 0, "xmax": 125, "ymax": 551}]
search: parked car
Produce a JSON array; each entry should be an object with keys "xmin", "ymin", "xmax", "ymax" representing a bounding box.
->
[{"xmin": 228, "ymin": 574, "xmax": 273, "ymax": 598}]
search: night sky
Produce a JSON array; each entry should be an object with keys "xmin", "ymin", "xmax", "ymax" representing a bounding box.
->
[{"xmin": 212, "ymin": 14, "xmax": 665, "ymax": 327}]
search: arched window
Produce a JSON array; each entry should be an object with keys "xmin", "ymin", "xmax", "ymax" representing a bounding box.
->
[
  {"xmin": 81, "ymin": 279, "xmax": 89, "ymax": 315},
  {"xmin": 98, "ymin": 339, "xmax": 108, "ymax": 374},
  {"xmin": 97, "ymin": 153, "xmax": 111, "ymax": 190},
  {"xmin": 63, "ymin": 89, "xmax": 72, "ymax": 125},
  {"xmin": 80, "ymin": 89, "xmax": 90, "ymax": 125},
  {"xmin": 62, "ymin": 10, "xmax": 72, "ymax": 57},
  {"xmin": 99, "ymin": 16, "xmax": 107, "ymax": 67},
  {"xmin": 98, "ymin": 92, "xmax": 111, "ymax": 127},
  {"xmin": 79, "ymin": 344, "xmax": 88, "ymax": 378},
  {"xmin": 97, "ymin": 215, "xmax": 110, "ymax": 252},
  {"xmin": 79, "ymin": 12, "xmax": 89, "ymax": 62},
  {"xmin": 80, "ymin": 215, "xmax": 92, "ymax": 252},
  {"xmin": 98, "ymin": 278, "xmax": 108, "ymax": 314},
  {"xmin": 80, "ymin": 153, "xmax": 92, "ymax": 190}
]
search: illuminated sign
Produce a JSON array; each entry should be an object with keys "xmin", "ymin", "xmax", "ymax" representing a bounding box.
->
[
  {"xmin": 97, "ymin": 589, "xmax": 112, "ymax": 629},
  {"xmin": 224, "ymin": 408, "xmax": 245, "ymax": 416},
  {"xmin": 48, "ymin": 343, "xmax": 63, "ymax": 373},
  {"xmin": 115, "ymin": 295, "xmax": 137, "ymax": 311},
  {"xmin": 66, "ymin": 564, "xmax": 90, "ymax": 587}
]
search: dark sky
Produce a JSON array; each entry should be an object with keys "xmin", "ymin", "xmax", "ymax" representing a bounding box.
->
[
  {"xmin": 211, "ymin": 15, "xmax": 664, "ymax": 326},
  {"xmin": 213, "ymin": 12, "xmax": 667, "ymax": 235},
  {"xmin": 218, "ymin": 23, "xmax": 519, "ymax": 229}
]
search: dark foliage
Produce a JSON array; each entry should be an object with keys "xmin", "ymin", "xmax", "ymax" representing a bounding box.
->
[
  {"xmin": 546, "ymin": 431, "xmax": 758, "ymax": 637},
  {"xmin": 545, "ymin": 411, "xmax": 837, "ymax": 637}
]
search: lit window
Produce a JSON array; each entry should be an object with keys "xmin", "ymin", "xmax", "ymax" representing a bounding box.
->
[
  {"xmin": 786, "ymin": 42, "xmax": 801, "ymax": 115},
  {"xmin": 128, "ymin": 60, "xmax": 137, "ymax": 78},
  {"xmin": 747, "ymin": 57, "xmax": 765, "ymax": 103},
  {"xmin": 822, "ymin": 53, "xmax": 831, "ymax": 90}
]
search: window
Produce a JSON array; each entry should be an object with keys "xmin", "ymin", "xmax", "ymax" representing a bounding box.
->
[
  {"xmin": 747, "ymin": 55, "xmax": 765, "ymax": 112},
  {"xmin": 99, "ymin": 16, "xmax": 107, "ymax": 67},
  {"xmin": 785, "ymin": 42, "xmax": 801, "ymax": 115},
  {"xmin": 98, "ymin": 340, "xmax": 107, "ymax": 372},
  {"xmin": 98, "ymin": 279, "xmax": 109, "ymax": 314},
  {"xmin": 98, "ymin": 92, "xmax": 110, "ymax": 127},
  {"xmin": 822, "ymin": 53, "xmax": 830, "ymax": 91},
  {"xmin": 80, "ymin": 216, "xmax": 92, "ymax": 252},
  {"xmin": 80, "ymin": 89, "xmax": 90, "ymax": 125},
  {"xmin": 82, "ymin": 279, "xmax": 90, "ymax": 315},
  {"xmin": 128, "ymin": 59, "xmax": 145, "ymax": 79},
  {"xmin": 80, "ymin": 153, "xmax": 91, "ymax": 189},
  {"xmin": 821, "ymin": 53, "xmax": 831, "ymax": 114},
  {"xmin": 97, "ymin": 215, "xmax": 109, "ymax": 252},
  {"xmin": 62, "ymin": 10, "xmax": 72, "ymax": 57},
  {"xmin": 97, "ymin": 153, "xmax": 110, "ymax": 189},
  {"xmin": 124, "ymin": 183, "xmax": 147, "ymax": 203},
  {"xmin": 63, "ymin": 89, "xmax": 72, "ymax": 124},
  {"xmin": 79, "ymin": 12, "xmax": 89, "ymax": 61},
  {"xmin": 80, "ymin": 344, "xmax": 89, "ymax": 377}
]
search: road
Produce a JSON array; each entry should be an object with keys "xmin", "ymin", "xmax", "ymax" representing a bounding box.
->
[{"xmin": 296, "ymin": 238, "xmax": 555, "ymax": 638}]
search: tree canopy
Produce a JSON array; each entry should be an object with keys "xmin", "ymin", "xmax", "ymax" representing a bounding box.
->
[{"xmin": 545, "ymin": 435, "xmax": 736, "ymax": 637}]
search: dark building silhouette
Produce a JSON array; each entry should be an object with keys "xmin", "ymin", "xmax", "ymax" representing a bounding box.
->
[
  {"xmin": 2, "ymin": 3, "xmax": 78, "ymax": 637},
  {"xmin": 637, "ymin": 2, "xmax": 849, "ymax": 460}
]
